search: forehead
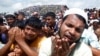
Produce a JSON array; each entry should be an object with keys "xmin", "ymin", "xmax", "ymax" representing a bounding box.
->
[
  {"xmin": 63, "ymin": 14, "xmax": 85, "ymax": 27},
  {"xmin": 7, "ymin": 17, "xmax": 14, "ymax": 20},
  {"xmin": 45, "ymin": 16, "xmax": 54, "ymax": 19},
  {"xmin": 25, "ymin": 25, "xmax": 34, "ymax": 30}
]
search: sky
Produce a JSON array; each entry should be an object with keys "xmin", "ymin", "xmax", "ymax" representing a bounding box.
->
[{"xmin": 0, "ymin": 0, "xmax": 100, "ymax": 13}]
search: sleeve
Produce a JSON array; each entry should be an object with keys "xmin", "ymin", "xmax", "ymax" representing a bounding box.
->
[{"xmin": 89, "ymin": 33, "xmax": 100, "ymax": 49}]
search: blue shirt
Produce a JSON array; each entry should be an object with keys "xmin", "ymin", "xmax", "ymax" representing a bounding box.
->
[{"xmin": 80, "ymin": 29, "xmax": 100, "ymax": 49}]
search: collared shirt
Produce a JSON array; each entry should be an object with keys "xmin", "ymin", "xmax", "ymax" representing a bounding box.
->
[{"xmin": 81, "ymin": 29, "xmax": 100, "ymax": 49}]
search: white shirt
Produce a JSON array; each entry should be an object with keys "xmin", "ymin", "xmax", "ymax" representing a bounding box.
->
[
  {"xmin": 39, "ymin": 38, "xmax": 93, "ymax": 56},
  {"xmin": 0, "ymin": 42, "xmax": 5, "ymax": 49}
]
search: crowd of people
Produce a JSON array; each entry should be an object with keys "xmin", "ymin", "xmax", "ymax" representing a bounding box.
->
[{"xmin": 0, "ymin": 5, "xmax": 100, "ymax": 56}]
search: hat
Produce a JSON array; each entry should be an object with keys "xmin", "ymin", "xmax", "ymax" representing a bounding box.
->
[
  {"xmin": 90, "ymin": 19, "xmax": 99, "ymax": 24},
  {"xmin": 64, "ymin": 8, "xmax": 88, "ymax": 25}
]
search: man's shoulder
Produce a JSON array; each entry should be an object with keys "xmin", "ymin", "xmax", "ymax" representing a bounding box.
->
[
  {"xmin": 41, "ymin": 37, "xmax": 52, "ymax": 45},
  {"xmin": 39, "ymin": 37, "xmax": 52, "ymax": 56},
  {"xmin": 76, "ymin": 42, "xmax": 90, "ymax": 49},
  {"xmin": 71, "ymin": 42, "xmax": 92, "ymax": 56}
]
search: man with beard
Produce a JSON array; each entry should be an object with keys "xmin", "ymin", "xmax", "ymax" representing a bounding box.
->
[{"xmin": 39, "ymin": 8, "xmax": 92, "ymax": 56}]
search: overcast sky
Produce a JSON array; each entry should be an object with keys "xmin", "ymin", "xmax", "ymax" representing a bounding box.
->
[{"xmin": 0, "ymin": 0, "xmax": 100, "ymax": 13}]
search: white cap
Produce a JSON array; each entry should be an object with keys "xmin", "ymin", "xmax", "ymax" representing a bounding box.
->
[
  {"xmin": 90, "ymin": 19, "xmax": 99, "ymax": 24},
  {"xmin": 64, "ymin": 8, "xmax": 88, "ymax": 25}
]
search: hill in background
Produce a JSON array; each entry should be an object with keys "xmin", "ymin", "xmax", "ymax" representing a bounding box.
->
[{"xmin": 18, "ymin": 5, "xmax": 67, "ymax": 16}]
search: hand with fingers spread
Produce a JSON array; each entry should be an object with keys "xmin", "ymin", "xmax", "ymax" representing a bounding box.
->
[
  {"xmin": 42, "ymin": 26, "xmax": 55, "ymax": 37},
  {"xmin": 42, "ymin": 26, "xmax": 54, "ymax": 33},
  {"xmin": 51, "ymin": 35, "xmax": 61, "ymax": 56},
  {"xmin": 51, "ymin": 35, "xmax": 76, "ymax": 56}
]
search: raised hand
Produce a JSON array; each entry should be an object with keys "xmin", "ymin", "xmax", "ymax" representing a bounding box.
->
[
  {"xmin": 14, "ymin": 27, "xmax": 25, "ymax": 42},
  {"xmin": 51, "ymin": 35, "xmax": 76, "ymax": 56},
  {"xmin": 8, "ymin": 27, "xmax": 18, "ymax": 42}
]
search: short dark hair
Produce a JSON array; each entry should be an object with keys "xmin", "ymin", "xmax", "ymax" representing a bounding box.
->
[
  {"xmin": 25, "ymin": 17, "xmax": 42, "ymax": 29},
  {"xmin": 45, "ymin": 12, "xmax": 56, "ymax": 19},
  {"xmin": 5, "ymin": 14, "xmax": 15, "ymax": 19},
  {"xmin": 18, "ymin": 12, "xmax": 25, "ymax": 16}
]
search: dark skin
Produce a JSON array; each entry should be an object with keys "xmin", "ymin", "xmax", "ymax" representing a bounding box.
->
[
  {"xmin": 51, "ymin": 14, "xmax": 86, "ymax": 56},
  {"xmin": 42, "ymin": 25, "xmax": 54, "ymax": 37},
  {"xmin": 91, "ymin": 48, "xmax": 100, "ymax": 56},
  {"xmin": 0, "ymin": 27, "xmax": 16, "ymax": 56},
  {"xmin": 14, "ymin": 27, "xmax": 38, "ymax": 56},
  {"xmin": 0, "ymin": 25, "xmax": 8, "ymax": 33},
  {"xmin": 0, "ymin": 27, "xmax": 38, "ymax": 56},
  {"xmin": 51, "ymin": 35, "xmax": 76, "ymax": 56}
]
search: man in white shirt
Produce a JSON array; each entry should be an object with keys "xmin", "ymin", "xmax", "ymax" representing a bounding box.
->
[{"xmin": 39, "ymin": 8, "xmax": 92, "ymax": 56}]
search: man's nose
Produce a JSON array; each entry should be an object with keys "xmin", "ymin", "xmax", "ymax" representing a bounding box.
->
[
  {"xmin": 69, "ymin": 28, "xmax": 76, "ymax": 36},
  {"xmin": 27, "ymin": 30, "xmax": 32, "ymax": 34}
]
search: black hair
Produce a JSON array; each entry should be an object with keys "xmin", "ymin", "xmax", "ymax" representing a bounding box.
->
[
  {"xmin": 5, "ymin": 14, "xmax": 15, "ymax": 19},
  {"xmin": 18, "ymin": 12, "xmax": 25, "ymax": 16},
  {"xmin": 63, "ymin": 5, "xmax": 69, "ymax": 9},
  {"xmin": 62, "ymin": 14, "xmax": 88, "ymax": 28},
  {"xmin": 45, "ymin": 12, "xmax": 56, "ymax": 19},
  {"xmin": 25, "ymin": 17, "xmax": 42, "ymax": 29},
  {"xmin": 0, "ymin": 17, "xmax": 3, "ymax": 24},
  {"xmin": 15, "ymin": 21, "xmax": 25, "ymax": 29}
]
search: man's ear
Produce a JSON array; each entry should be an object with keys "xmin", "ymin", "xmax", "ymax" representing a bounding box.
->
[{"xmin": 58, "ymin": 20, "xmax": 62, "ymax": 28}]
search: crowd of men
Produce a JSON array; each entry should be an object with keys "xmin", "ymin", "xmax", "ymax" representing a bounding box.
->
[{"xmin": 0, "ymin": 6, "xmax": 100, "ymax": 56}]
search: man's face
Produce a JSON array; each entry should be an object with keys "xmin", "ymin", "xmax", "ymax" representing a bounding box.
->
[
  {"xmin": 14, "ymin": 44, "xmax": 22, "ymax": 55},
  {"xmin": 45, "ymin": 16, "xmax": 55, "ymax": 26},
  {"xmin": 7, "ymin": 17, "xmax": 15, "ymax": 25},
  {"xmin": 17, "ymin": 14, "xmax": 24, "ymax": 20},
  {"xmin": 24, "ymin": 25, "xmax": 38, "ymax": 41},
  {"xmin": 59, "ymin": 14, "xmax": 85, "ymax": 44}
]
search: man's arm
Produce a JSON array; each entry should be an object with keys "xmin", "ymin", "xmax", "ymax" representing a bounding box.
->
[
  {"xmin": 0, "ymin": 40, "xmax": 13, "ymax": 56},
  {"xmin": 0, "ymin": 27, "xmax": 16, "ymax": 56},
  {"xmin": 91, "ymin": 47, "xmax": 100, "ymax": 56},
  {"xmin": 15, "ymin": 28, "xmax": 38, "ymax": 56},
  {"xmin": 16, "ymin": 40, "xmax": 38, "ymax": 56}
]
